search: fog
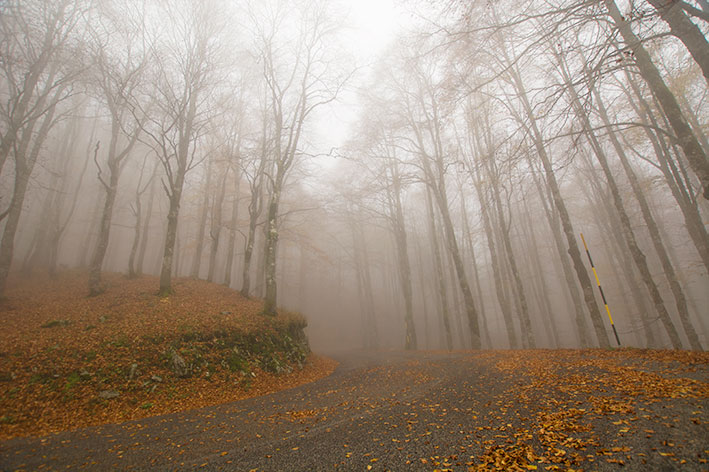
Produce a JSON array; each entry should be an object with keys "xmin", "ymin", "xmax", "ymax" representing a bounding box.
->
[{"xmin": 1, "ymin": 0, "xmax": 708, "ymax": 352}]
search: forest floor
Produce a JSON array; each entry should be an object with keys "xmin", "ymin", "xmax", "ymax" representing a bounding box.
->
[
  {"xmin": 0, "ymin": 270, "xmax": 337, "ymax": 440},
  {"xmin": 1, "ymin": 349, "xmax": 707, "ymax": 471}
]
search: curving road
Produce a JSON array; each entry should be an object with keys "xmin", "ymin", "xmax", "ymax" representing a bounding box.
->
[{"xmin": 1, "ymin": 350, "xmax": 707, "ymax": 471}]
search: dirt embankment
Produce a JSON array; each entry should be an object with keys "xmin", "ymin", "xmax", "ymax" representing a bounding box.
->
[{"xmin": 0, "ymin": 271, "xmax": 336, "ymax": 440}]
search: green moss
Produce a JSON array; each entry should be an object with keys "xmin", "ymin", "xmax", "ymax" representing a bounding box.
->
[{"xmin": 41, "ymin": 319, "xmax": 70, "ymax": 328}]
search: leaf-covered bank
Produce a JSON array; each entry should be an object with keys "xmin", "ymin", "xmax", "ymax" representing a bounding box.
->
[{"xmin": 0, "ymin": 271, "xmax": 336, "ymax": 440}]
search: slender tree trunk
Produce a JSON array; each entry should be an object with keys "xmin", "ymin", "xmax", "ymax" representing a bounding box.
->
[
  {"xmin": 190, "ymin": 161, "xmax": 212, "ymax": 279},
  {"xmin": 459, "ymin": 183, "xmax": 492, "ymax": 348},
  {"xmin": 386, "ymin": 160, "xmax": 417, "ymax": 349},
  {"xmin": 605, "ymin": 0, "xmax": 709, "ymax": 199},
  {"xmin": 414, "ymin": 233, "xmax": 431, "ymax": 349},
  {"xmin": 137, "ymin": 175, "xmax": 156, "ymax": 276},
  {"xmin": 470, "ymin": 163, "xmax": 518, "ymax": 348},
  {"xmin": 88, "ymin": 141, "xmax": 121, "ymax": 296},
  {"xmin": 521, "ymin": 201, "xmax": 560, "ymax": 348},
  {"xmin": 445, "ymin": 245, "xmax": 467, "ymax": 348},
  {"xmin": 50, "ymin": 121, "xmax": 93, "ymax": 277},
  {"xmin": 263, "ymin": 189, "xmax": 281, "ymax": 316},
  {"xmin": 128, "ymin": 161, "xmax": 155, "ymax": 278},
  {"xmin": 240, "ymin": 214, "xmax": 258, "ymax": 297},
  {"xmin": 224, "ymin": 168, "xmax": 241, "ymax": 287},
  {"xmin": 424, "ymin": 184, "xmax": 453, "ymax": 350},
  {"xmin": 358, "ymin": 223, "xmax": 379, "ymax": 349},
  {"xmin": 352, "ymin": 215, "xmax": 379, "ymax": 349},
  {"xmin": 159, "ymin": 168, "xmax": 186, "ymax": 295},
  {"xmin": 207, "ymin": 168, "xmax": 228, "ymax": 282},
  {"xmin": 484, "ymin": 156, "xmax": 535, "ymax": 348},
  {"xmin": 527, "ymin": 157, "xmax": 591, "ymax": 347}
]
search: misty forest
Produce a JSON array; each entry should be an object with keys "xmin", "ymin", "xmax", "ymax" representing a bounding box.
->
[{"xmin": 1, "ymin": 0, "xmax": 709, "ymax": 470}]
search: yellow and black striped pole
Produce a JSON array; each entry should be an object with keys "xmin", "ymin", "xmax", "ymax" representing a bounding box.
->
[{"xmin": 580, "ymin": 232, "xmax": 621, "ymax": 346}]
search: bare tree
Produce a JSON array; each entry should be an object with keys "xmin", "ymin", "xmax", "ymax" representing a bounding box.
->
[
  {"xmin": 87, "ymin": 2, "xmax": 147, "ymax": 295},
  {"xmin": 0, "ymin": 0, "xmax": 85, "ymax": 297},
  {"xmin": 138, "ymin": 0, "xmax": 225, "ymax": 295},
  {"xmin": 251, "ymin": 0, "xmax": 351, "ymax": 315}
]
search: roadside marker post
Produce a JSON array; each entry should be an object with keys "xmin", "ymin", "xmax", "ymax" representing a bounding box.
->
[{"xmin": 580, "ymin": 232, "xmax": 621, "ymax": 346}]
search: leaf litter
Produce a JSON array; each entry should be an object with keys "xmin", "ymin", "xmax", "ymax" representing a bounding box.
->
[{"xmin": 0, "ymin": 270, "xmax": 337, "ymax": 440}]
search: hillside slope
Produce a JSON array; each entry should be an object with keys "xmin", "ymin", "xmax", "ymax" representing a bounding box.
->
[{"xmin": 0, "ymin": 271, "xmax": 336, "ymax": 439}]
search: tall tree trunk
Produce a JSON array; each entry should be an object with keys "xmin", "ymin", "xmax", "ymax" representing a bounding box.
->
[
  {"xmin": 128, "ymin": 160, "xmax": 156, "ymax": 278},
  {"xmin": 49, "ymin": 119, "xmax": 94, "ymax": 277},
  {"xmin": 521, "ymin": 200, "xmax": 560, "ymax": 348},
  {"xmin": 459, "ymin": 181, "xmax": 492, "ymax": 348},
  {"xmin": 137, "ymin": 175, "xmax": 156, "ymax": 276},
  {"xmin": 207, "ymin": 168, "xmax": 228, "ymax": 282},
  {"xmin": 88, "ymin": 155, "xmax": 119, "ymax": 295},
  {"xmin": 386, "ymin": 159, "xmax": 417, "ymax": 349},
  {"xmin": 645, "ymin": 0, "xmax": 709, "ymax": 86},
  {"xmin": 527, "ymin": 156, "xmax": 591, "ymax": 347},
  {"xmin": 262, "ymin": 190, "xmax": 281, "ymax": 316},
  {"xmin": 483, "ymin": 153, "xmax": 535, "ymax": 348},
  {"xmin": 224, "ymin": 168, "xmax": 241, "ymax": 287},
  {"xmin": 190, "ymin": 161, "xmax": 212, "ymax": 279},
  {"xmin": 352, "ymin": 215, "xmax": 379, "ymax": 349},
  {"xmin": 424, "ymin": 184, "xmax": 453, "ymax": 350},
  {"xmin": 469, "ymin": 160, "xmax": 518, "ymax": 348},
  {"xmin": 159, "ymin": 167, "xmax": 186, "ymax": 295},
  {"xmin": 605, "ymin": 0, "xmax": 709, "ymax": 200},
  {"xmin": 414, "ymin": 233, "xmax": 431, "ymax": 349}
]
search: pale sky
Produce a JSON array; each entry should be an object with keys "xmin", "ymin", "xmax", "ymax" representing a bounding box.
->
[{"xmin": 311, "ymin": 0, "xmax": 410, "ymax": 156}]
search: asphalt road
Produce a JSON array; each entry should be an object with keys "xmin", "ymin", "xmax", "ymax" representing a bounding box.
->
[{"xmin": 1, "ymin": 350, "xmax": 707, "ymax": 471}]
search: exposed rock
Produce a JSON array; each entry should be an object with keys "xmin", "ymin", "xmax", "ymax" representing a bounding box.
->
[
  {"xmin": 98, "ymin": 390, "xmax": 120, "ymax": 400},
  {"xmin": 170, "ymin": 349, "xmax": 190, "ymax": 378}
]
